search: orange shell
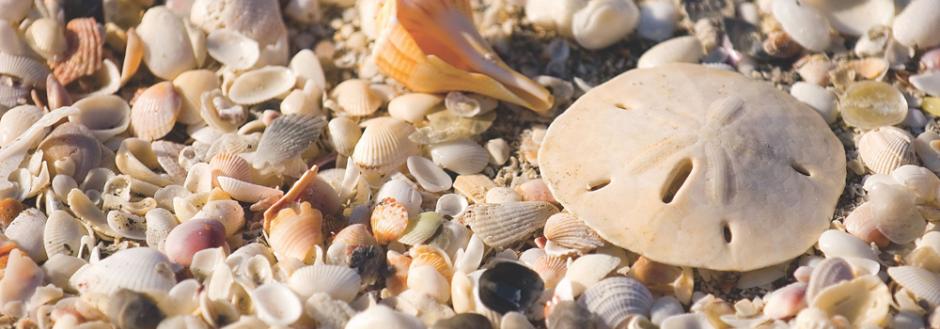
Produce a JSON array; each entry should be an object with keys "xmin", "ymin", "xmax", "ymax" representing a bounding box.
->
[
  {"xmin": 51, "ymin": 18, "xmax": 103, "ymax": 85},
  {"xmin": 409, "ymin": 244, "xmax": 453, "ymax": 281},
  {"xmin": 370, "ymin": 198, "xmax": 410, "ymax": 244},
  {"xmin": 268, "ymin": 202, "xmax": 324, "ymax": 263}
]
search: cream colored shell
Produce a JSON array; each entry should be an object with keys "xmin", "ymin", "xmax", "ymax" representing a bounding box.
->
[{"xmin": 538, "ymin": 64, "xmax": 846, "ymax": 271}]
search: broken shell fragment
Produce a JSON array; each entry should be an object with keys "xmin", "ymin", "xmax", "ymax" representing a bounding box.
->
[
  {"xmin": 228, "ymin": 66, "xmax": 295, "ymax": 105},
  {"xmin": 70, "ymin": 95, "xmax": 132, "ymax": 141}
]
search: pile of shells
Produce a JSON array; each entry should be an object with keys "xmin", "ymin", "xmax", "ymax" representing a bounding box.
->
[{"xmin": 1, "ymin": 0, "xmax": 940, "ymax": 328}]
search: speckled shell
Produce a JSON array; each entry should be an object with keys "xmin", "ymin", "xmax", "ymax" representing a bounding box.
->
[
  {"xmin": 43, "ymin": 210, "xmax": 87, "ymax": 257},
  {"xmin": 456, "ymin": 201, "xmax": 559, "ymax": 248},
  {"xmin": 131, "ymin": 82, "xmax": 182, "ymax": 141},
  {"xmin": 578, "ymin": 277, "xmax": 653, "ymax": 328},
  {"xmin": 858, "ymin": 127, "xmax": 918, "ymax": 174},
  {"xmin": 352, "ymin": 118, "xmax": 419, "ymax": 175}
]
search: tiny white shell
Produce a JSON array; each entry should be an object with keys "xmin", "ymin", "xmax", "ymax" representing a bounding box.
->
[
  {"xmin": 817, "ymin": 229, "xmax": 878, "ymax": 262},
  {"xmin": 571, "ymin": 0, "xmax": 639, "ymax": 50},
  {"xmin": 289, "ymin": 49, "xmax": 326, "ymax": 90},
  {"xmin": 287, "ymin": 264, "xmax": 361, "ymax": 302},
  {"xmin": 858, "ymin": 126, "xmax": 917, "ymax": 175},
  {"xmin": 435, "ymin": 193, "xmax": 469, "ymax": 218},
  {"xmin": 388, "ymin": 93, "xmax": 444, "ymax": 123},
  {"xmin": 69, "ymin": 247, "xmax": 178, "ymax": 295},
  {"xmin": 252, "ymin": 282, "xmax": 303, "ymax": 326},
  {"xmin": 407, "ymin": 156, "xmax": 452, "ymax": 193}
]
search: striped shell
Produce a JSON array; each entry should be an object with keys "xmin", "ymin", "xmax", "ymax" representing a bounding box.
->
[
  {"xmin": 519, "ymin": 248, "xmax": 567, "ymax": 289},
  {"xmin": 352, "ymin": 118, "xmax": 418, "ymax": 175},
  {"xmin": 858, "ymin": 126, "xmax": 918, "ymax": 174},
  {"xmin": 6, "ymin": 208, "xmax": 48, "ymax": 262},
  {"xmin": 543, "ymin": 212, "xmax": 604, "ymax": 255},
  {"xmin": 228, "ymin": 66, "xmax": 296, "ymax": 105},
  {"xmin": 69, "ymin": 95, "xmax": 132, "ymax": 141},
  {"xmin": 578, "ymin": 277, "xmax": 653, "ymax": 328},
  {"xmin": 253, "ymin": 114, "xmax": 326, "ymax": 168},
  {"xmin": 398, "ymin": 212, "xmax": 444, "ymax": 245},
  {"xmin": 50, "ymin": 18, "xmax": 103, "ymax": 85},
  {"xmin": 268, "ymin": 202, "xmax": 324, "ymax": 263},
  {"xmin": 456, "ymin": 201, "xmax": 559, "ymax": 248},
  {"xmin": 130, "ymin": 82, "xmax": 182, "ymax": 141},
  {"xmin": 409, "ymin": 244, "xmax": 454, "ymax": 281},
  {"xmin": 887, "ymin": 266, "xmax": 940, "ymax": 307},
  {"xmin": 43, "ymin": 210, "xmax": 87, "ymax": 257},
  {"xmin": 209, "ymin": 152, "xmax": 258, "ymax": 184},
  {"xmin": 332, "ymin": 79, "xmax": 383, "ymax": 116},
  {"xmin": 287, "ymin": 264, "xmax": 362, "ymax": 302},
  {"xmin": 371, "ymin": 198, "xmax": 410, "ymax": 244},
  {"xmin": 69, "ymin": 247, "xmax": 178, "ymax": 295}
]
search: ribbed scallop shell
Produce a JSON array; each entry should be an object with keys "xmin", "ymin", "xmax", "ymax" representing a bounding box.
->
[
  {"xmin": 332, "ymin": 79, "xmax": 383, "ymax": 116},
  {"xmin": 578, "ymin": 277, "xmax": 653, "ymax": 328},
  {"xmin": 217, "ymin": 176, "xmax": 283, "ymax": 203},
  {"xmin": 268, "ymin": 202, "xmax": 324, "ymax": 263},
  {"xmin": 352, "ymin": 118, "xmax": 418, "ymax": 174},
  {"xmin": 371, "ymin": 198, "xmax": 410, "ymax": 244},
  {"xmin": 38, "ymin": 122, "xmax": 102, "ymax": 182},
  {"xmin": 398, "ymin": 212, "xmax": 444, "ymax": 245},
  {"xmin": 805, "ymin": 257, "xmax": 853, "ymax": 302},
  {"xmin": 287, "ymin": 264, "xmax": 362, "ymax": 302},
  {"xmin": 69, "ymin": 95, "xmax": 132, "ymax": 141},
  {"xmin": 519, "ymin": 248, "xmax": 567, "ymax": 289},
  {"xmin": 333, "ymin": 223, "xmax": 378, "ymax": 247},
  {"xmin": 887, "ymin": 266, "xmax": 940, "ymax": 306},
  {"xmin": 210, "ymin": 152, "xmax": 258, "ymax": 184},
  {"xmin": 43, "ymin": 210, "xmax": 86, "ymax": 257},
  {"xmin": 456, "ymin": 201, "xmax": 559, "ymax": 248},
  {"xmin": 858, "ymin": 126, "xmax": 918, "ymax": 174},
  {"xmin": 253, "ymin": 114, "xmax": 326, "ymax": 168},
  {"xmin": 228, "ymin": 66, "xmax": 296, "ymax": 105},
  {"xmin": 0, "ymin": 52, "xmax": 51, "ymax": 87},
  {"xmin": 69, "ymin": 247, "xmax": 178, "ymax": 295},
  {"xmin": 429, "ymin": 139, "xmax": 490, "ymax": 175},
  {"xmin": 6, "ymin": 208, "xmax": 48, "ymax": 262},
  {"xmin": 0, "ymin": 105, "xmax": 43, "ymax": 147},
  {"xmin": 131, "ymin": 82, "xmax": 181, "ymax": 141},
  {"xmin": 409, "ymin": 244, "xmax": 454, "ymax": 281},
  {"xmin": 543, "ymin": 212, "xmax": 604, "ymax": 254},
  {"xmin": 51, "ymin": 18, "xmax": 103, "ymax": 85}
]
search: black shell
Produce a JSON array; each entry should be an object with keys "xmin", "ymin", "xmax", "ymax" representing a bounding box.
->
[{"xmin": 477, "ymin": 261, "xmax": 545, "ymax": 314}]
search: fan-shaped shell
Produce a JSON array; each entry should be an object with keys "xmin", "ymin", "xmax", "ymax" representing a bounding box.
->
[
  {"xmin": 6, "ymin": 208, "xmax": 48, "ymax": 262},
  {"xmin": 332, "ymin": 79, "xmax": 383, "ymax": 116},
  {"xmin": 352, "ymin": 117, "xmax": 419, "ymax": 175},
  {"xmin": 131, "ymin": 82, "xmax": 182, "ymax": 141},
  {"xmin": 371, "ymin": 198, "xmax": 410, "ymax": 244},
  {"xmin": 69, "ymin": 247, "xmax": 178, "ymax": 295},
  {"xmin": 287, "ymin": 264, "xmax": 361, "ymax": 302},
  {"xmin": 51, "ymin": 18, "xmax": 103, "ymax": 85},
  {"xmin": 887, "ymin": 266, "xmax": 940, "ymax": 306},
  {"xmin": 253, "ymin": 114, "xmax": 326, "ymax": 168},
  {"xmin": 38, "ymin": 122, "xmax": 102, "ymax": 182},
  {"xmin": 810, "ymin": 275, "xmax": 890, "ymax": 327},
  {"xmin": 209, "ymin": 152, "xmax": 257, "ymax": 184},
  {"xmin": 228, "ymin": 66, "xmax": 295, "ymax": 105},
  {"xmin": 519, "ymin": 248, "xmax": 567, "ymax": 289},
  {"xmin": 268, "ymin": 202, "xmax": 324, "ymax": 263},
  {"xmin": 70, "ymin": 95, "xmax": 132, "ymax": 141},
  {"xmin": 456, "ymin": 201, "xmax": 559, "ymax": 248},
  {"xmin": 578, "ymin": 276, "xmax": 653, "ymax": 328},
  {"xmin": 859, "ymin": 127, "xmax": 918, "ymax": 174},
  {"xmin": 0, "ymin": 52, "xmax": 50, "ymax": 87},
  {"xmin": 543, "ymin": 212, "xmax": 604, "ymax": 255},
  {"xmin": 429, "ymin": 139, "xmax": 490, "ymax": 175},
  {"xmin": 328, "ymin": 117, "xmax": 362, "ymax": 156},
  {"xmin": 206, "ymin": 28, "xmax": 260, "ymax": 70},
  {"xmin": 43, "ymin": 210, "xmax": 87, "ymax": 257},
  {"xmin": 409, "ymin": 244, "xmax": 454, "ymax": 281}
]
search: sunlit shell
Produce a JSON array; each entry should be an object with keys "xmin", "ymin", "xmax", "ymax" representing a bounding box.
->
[
  {"xmin": 571, "ymin": 0, "xmax": 639, "ymax": 50},
  {"xmin": 268, "ymin": 202, "xmax": 324, "ymax": 263},
  {"xmin": 543, "ymin": 212, "xmax": 604, "ymax": 255},
  {"xmin": 50, "ymin": 18, "xmax": 103, "ymax": 85},
  {"xmin": 69, "ymin": 95, "xmax": 132, "ymax": 141},
  {"xmin": 42, "ymin": 253, "xmax": 87, "ymax": 291},
  {"xmin": 281, "ymin": 86, "xmax": 322, "ymax": 116},
  {"xmin": 331, "ymin": 79, "xmax": 383, "ymax": 116},
  {"xmin": 890, "ymin": 165, "xmax": 939, "ymax": 204},
  {"xmin": 228, "ymin": 66, "xmax": 295, "ymax": 105},
  {"xmin": 38, "ymin": 122, "xmax": 102, "ymax": 182},
  {"xmin": 0, "ymin": 104, "xmax": 43, "ymax": 147},
  {"xmin": 288, "ymin": 264, "xmax": 361, "ymax": 302},
  {"xmin": 163, "ymin": 218, "xmax": 227, "ymax": 267},
  {"xmin": 519, "ymin": 248, "xmax": 567, "ymax": 289},
  {"xmin": 352, "ymin": 118, "xmax": 418, "ymax": 175},
  {"xmin": 843, "ymin": 202, "xmax": 890, "ymax": 247},
  {"xmin": 6, "ymin": 208, "xmax": 48, "ymax": 262},
  {"xmin": 817, "ymin": 229, "xmax": 878, "ymax": 262},
  {"xmin": 289, "ymin": 49, "xmax": 326, "ymax": 89},
  {"xmin": 174, "ymin": 70, "xmax": 221, "ymax": 125},
  {"xmin": 130, "ymin": 82, "xmax": 182, "ymax": 141},
  {"xmin": 637, "ymin": 36, "xmax": 704, "ymax": 69},
  {"xmin": 0, "ymin": 249, "xmax": 43, "ymax": 318},
  {"xmin": 857, "ymin": 126, "xmax": 918, "ymax": 175},
  {"xmin": 456, "ymin": 201, "xmax": 559, "ymax": 248},
  {"xmin": 194, "ymin": 200, "xmax": 245, "ymax": 237},
  {"xmin": 908, "ymin": 231, "xmax": 940, "ymax": 272},
  {"xmin": 372, "ymin": 0, "xmax": 553, "ymax": 113},
  {"xmin": 805, "ymin": 257, "xmax": 853, "ymax": 302},
  {"xmin": 388, "ymin": 93, "xmax": 444, "ymax": 123},
  {"xmin": 810, "ymin": 275, "xmax": 890, "ymax": 327},
  {"xmin": 250, "ymin": 282, "xmax": 303, "ymax": 326},
  {"xmin": 209, "ymin": 152, "xmax": 258, "ymax": 184},
  {"xmin": 408, "ymin": 264, "xmax": 451, "ymax": 303},
  {"xmin": 0, "ymin": 53, "xmax": 48, "ymax": 87},
  {"xmin": 346, "ymin": 304, "xmax": 424, "ymax": 329},
  {"xmin": 866, "ymin": 179, "xmax": 925, "ymax": 244},
  {"xmin": 771, "ymin": 0, "xmax": 832, "ymax": 52},
  {"xmin": 43, "ymin": 210, "xmax": 87, "ymax": 257},
  {"xmin": 485, "ymin": 187, "xmax": 521, "ymax": 204},
  {"xmin": 304, "ymin": 292, "xmax": 356, "ymax": 329},
  {"xmin": 578, "ymin": 276, "xmax": 653, "ymax": 328},
  {"xmin": 562, "ymin": 253, "xmax": 622, "ymax": 299},
  {"xmin": 398, "ymin": 212, "xmax": 444, "ymax": 245},
  {"xmin": 115, "ymin": 138, "xmax": 174, "ymax": 187},
  {"xmin": 371, "ymin": 198, "xmax": 410, "ymax": 244},
  {"xmin": 25, "ymin": 18, "xmax": 67, "ymax": 61},
  {"xmin": 887, "ymin": 266, "xmax": 940, "ymax": 307},
  {"xmin": 252, "ymin": 114, "xmax": 326, "ymax": 168},
  {"xmin": 137, "ymin": 6, "xmax": 197, "ymax": 80},
  {"xmin": 121, "ymin": 28, "xmax": 144, "ymax": 86},
  {"xmin": 763, "ymin": 282, "xmax": 806, "ymax": 320},
  {"xmin": 840, "ymin": 81, "xmax": 908, "ymax": 129},
  {"xmin": 328, "ymin": 117, "xmax": 361, "ymax": 156},
  {"xmin": 429, "ymin": 139, "xmax": 489, "ymax": 175},
  {"xmin": 410, "ymin": 245, "xmax": 454, "ymax": 281},
  {"xmin": 145, "ymin": 208, "xmax": 178, "ymax": 251},
  {"xmin": 892, "ymin": 0, "xmax": 940, "ymax": 49},
  {"xmin": 207, "ymin": 28, "xmax": 260, "ymax": 70},
  {"xmin": 69, "ymin": 247, "xmax": 178, "ymax": 295},
  {"xmin": 189, "ymin": 0, "xmax": 289, "ymax": 67}
]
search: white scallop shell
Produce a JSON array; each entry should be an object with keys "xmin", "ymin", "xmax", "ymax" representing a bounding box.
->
[
  {"xmin": 70, "ymin": 95, "xmax": 132, "ymax": 141},
  {"xmin": 287, "ymin": 264, "xmax": 361, "ymax": 302},
  {"xmin": 388, "ymin": 93, "xmax": 444, "ymax": 123},
  {"xmin": 251, "ymin": 282, "xmax": 303, "ymax": 326},
  {"xmin": 252, "ymin": 114, "xmax": 326, "ymax": 168},
  {"xmin": 206, "ymin": 29, "xmax": 260, "ymax": 70},
  {"xmin": 858, "ymin": 126, "xmax": 918, "ymax": 175},
  {"xmin": 228, "ymin": 66, "xmax": 296, "ymax": 105},
  {"xmin": 771, "ymin": 0, "xmax": 832, "ymax": 52},
  {"xmin": 43, "ymin": 210, "xmax": 87, "ymax": 257},
  {"xmin": 543, "ymin": 212, "xmax": 604, "ymax": 255},
  {"xmin": 456, "ymin": 201, "xmax": 558, "ymax": 248},
  {"xmin": 6, "ymin": 208, "xmax": 48, "ymax": 262},
  {"xmin": 69, "ymin": 247, "xmax": 178, "ymax": 295},
  {"xmin": 130, "ymin": 82, "xmax": 182, "ymax": 142},
  {"xmin": 561, "ymin": 253, "xmax": 622, "ymax": 299},
  {"xmin": 0, "ymin": 52, "xmax": 50, "ymax": 87},
  {"xmin": 332, "ymin": 79, "xmax": 383, "ymax": 117},
  {"xmin": 398, "ymin": 212, "xmax": 444, "ymax": 246},
  {"xmin": 328, "ymin": 117, "xmax": 362, "ymax": 156},
  {"xmin": 430, "ymin": 139, "xmax": 490, "ymax": 175},
  {"xmin": 578, "ymin": 277, "xmax": 653, "ymax": 328},
  {"xmin": 352, "ymin": 118, "xmax": 419, "ymax": 175},
  {"xmin": 407, "ymin": 156, "xmax": 452, "ymax": 193},
  {"xmin": 887, "ymin": 266, "xmax": 940, "ymax": 306}
]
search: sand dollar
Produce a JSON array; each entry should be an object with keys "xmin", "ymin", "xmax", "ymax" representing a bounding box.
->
[{"xmin": 539, "ymin": 64, "xmax": 845, "ymax": 271}]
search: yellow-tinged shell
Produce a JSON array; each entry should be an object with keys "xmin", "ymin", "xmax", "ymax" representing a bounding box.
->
[
  {"xmin": 858, "ymin": 126, "xmax": 918, "ymax": 174},
  {"xmin": 268, "ymin": 202, "xmax": 324, "ymax": 263},
  {"xmin": 131, "ymin": 82, "xmax": 182, "ymax": 141},
  {"xmin": 332, "ymin": 79, "xmax": 383, "ymax": 116},
  {"xmin": 810, "ymin": 275, "xmax": 890, "ymax": 327},
  {"xmin": 173, "ymin": 70, "xmax": 220, "ymax": 125},
  {"xmin": 372, "ymin": 0, "xmax": 553, "ymax": 114},
  {"xmin": 409, "ymin": 244, "xmax": 454, "ymax": 281},
  {"xmin": 351, "ymin": 118, "xmax": 418, "ymax": 175},
  {"xmin": 371, "ymin": 197, "xmax": 410, "ymax": 244},
  {"xmin": 51, "ymin": 18, "xmax": 104, "ymax": 85}
]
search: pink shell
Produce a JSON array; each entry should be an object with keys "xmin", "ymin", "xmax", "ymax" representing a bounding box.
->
[{"xmin": 163, "ymin": 218, "xmax": 227, "ymax": 266}]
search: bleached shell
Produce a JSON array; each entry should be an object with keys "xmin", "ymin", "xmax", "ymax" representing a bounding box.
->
[
  {"xmin": 887, "ymin": 266, "xmax": 940, "ymax": 306},
  {"xmin": 817, "ymin": 229, "xmax": 878, "ymax": 261},
  {"xmin": 637, "ymin": 36, "xmax": 704, "ymax": 69},
  {"xmin": 345, "ymin": 304, "xmax": 424, "ymax": 329},
  {"xmin": 571, "ymin": 0, "xmax": 639, "ymax": 49},
  {"xmin": 194, "ymin": 200, "xmax": 245, "ymax": 237},
  {"xmin": 253, "ymin": 114, "xmax": 326, "ymax": 167},
  {"xmin": 407, "ymin": 265, "xmax": 451, "ymax": 303},
  {"xmin": 0, "ymin": 52, "xmax": 50, "ymax": 87},
  {"xmin": 145, "ymin": 208, "xmax": 178, "ymax": 251},
  {"xmin": 288, "ymin": 264, "xmax": 361, "ymax": 302},
  {"xmin": 39, "ymin": 122, "xmax": 102, "ymax": 182},
  {"xmin": 525, "ymin": 0, "xmax": 587, "ymax": 37},
  {"xmin": 771, "ymin": 0, "xmax": 832, "ymax": 52},
  {"xmin": 251, "ymin": 282, "xmax": 303, "ymax": 326},
  {"xmin": 69, "ymin": 247, "xmax": 178, "ymax": 295},
  {"xmin": 435, "ymin": 193, "xmax": 469, "ymax": 217},
  {"xmin": 892, "ymin": 0, "xmax": 940, "ymax": 49},
  {"xmin": 891, "ymin": 165, "xmax": 939, "ymax": 203},
  {"xmin": 406, "ymin": 156, "xmax": 451, "ymax": 193},
  {"xmin": 352, "ymin": 118, "xmax": 418, "ymax": 175},
  {"xmin": 375, "ymin": 179, "xmax": 423, "ymax": 216},
  {"xmin": 207, "ymin": 29, "xmax": 260, "ymax": 70},
  {"xmin": 289, "ymin": 49, "xmax": 326, "ymax": 89},
  {"xmin": 6, "ymin": 208, "xmax": 48, "ymax": 262},
  {"xmin": 137, "ymin": 6, "xmax": 197, "ymax": 80},
  {"xmin": 564, "ymin": 254, "xmax": 622, "ymax": 298},
  {"xmin": 637, "ymin": 0, "xmax": 677, "ymax": 42},
  {"xmin": 304, "ymin": 293, "xmax": 356, "ymax": 329},
  {"xmin": 456, "ymin": 201, "xmax": 559, "ymax": 248},
  {"xmin": 763, "ymin": 282, "xmax": 807, "ymax": 320},
  {"xmin": 430, "ymin": 139, "xmax": 490, "ymax": 175},
  {"xmin": 485, "ymin": 187, "xmax": 521, "ymax": 204},
  {"xmin": 0, "ymin": 104, "xmax": 42, "ymax": 147},
  {"xmin": 578, "ymin": 277, "xmax": 653, "ymax": 328},
  {"xmin": 790, "ymin": 82, "xmax": 838, "ymax": 124},
  {"xmin": 915, "ymin": 131, "xmax": 940, "ymax": 174},
  {"xmin": 866, "ymin": 182, "xmax": 925, "ymax": 244},
  {"xmin": 805, "ymin": 257, "xmax": 853, "ymax": 302},
  {"xmin": 388, "ymin": 93, "xmax": 444, "ymax": 123},
  {"xmin": 858, "ymin": 126, "xmax": 918, "ymax": 174},
  {"xmin": 200, "ymin": 89, "xmax": 247, "ymax": 133},
  {"xmin": 332, "ymin": 79, "xmax": 383, "ymax": 117},
  {"xmin": 42, "ymin": 254, "xmax": 87, "ymax": 291},
  {"xmin": 70, "ymin": 95, "xmax": 132, "ymax": 141},
  {"xmin": 328, "ymin": 117, "xmax": 361, "ymax": 156},
  {"xmin": 911, "ymin": 71, "xmax": 940, "ymax": 97},
  {"xmin": 0, "ymin": 249, "xmax": 42, "ymax": 318},
  {"xmin": 43, "ymin": 210, "xmax": 86, "ymax": 257},
  {"xmin": 228, "ymin": 66, "xmax": 295, "ymax": 105},
  {"xmin": 116, "ymin": 138, "xmax": 174, "ymax": 187},
  {"xmin": 810, "ymin": 275, "xmax": 890, "ymax": 327},
  {"xmin": 268, "ymin": 203, "xmax": 323, "ymax": 263},
  {"xmin": 822, "ymin": 0, "xmax": 893, "ymax": 36},
  {"xmin": 107, "ymin": 210, "xmax": 148, "ymax": 240},
  {"xmin": 217, "ymin": 176, "xmax": 283, "ymax": 203},
  {"xmin": 398, "ymin": 212, "xmax": 444, "ymax": 245},
  {"xmin": 543, "ymin": 212, "xmax": 604, "ymax": 254},
  {"xmin": 173, "ymin": 70, "xmax": 220, "ymax": 125},
  {"xmin": 25, "ymin": 18, "xmax": 67, "ymax": 61},
  {"xmin": 131, "ymin": 82, "xmax": 182, "ymax": 141}
]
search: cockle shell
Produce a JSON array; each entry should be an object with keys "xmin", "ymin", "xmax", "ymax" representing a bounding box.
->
[
  {"xmin": 519, "ymin": 248, "xmax": 567, "ymax": 289},
  {"xmin": 771, "ymin": 0, "xmax": 832, "ymax": 52},
  {"xmin": 228, "ymin": 66, "xmax": 295, "ymax": 105},
  {"xmin": 25, "ymin": 18, "xmax": 67, "ymax": 61},
  {"xmin": 543, "ymin": 212, "xmax": 604, "ymax": 255},
  {"xmin": 352, "ymin": 118, "xmax": 419, "ymax": 175},
  {"xmin": 571, "ymin": 0, "xmax": 640, "ymax": 50},
  {"xmin": 43, "ymin": 210, "xmax": 87, "ymax": 257},
  {"xmin": 137, "ymin": 6, "xmax": 197, "ymax": 80},
  {"xmin": 332, "ymin": 79, "xmax": 383, "ymax": 117},
  {"xmin": 268, "ymin": 202, "xmax": 323, "ymax": 263},
  {"xmin": 69, "ymin": 247, "xmax": 178, "ymax": 296},
  {"xmin": 328, "ymin": 117, "xmax": 362, "ymax": 156},
  {"xmin": 578, "ymin": 277, "xmax": 653, "ymax": 329},
  {"xmin": 50, "ymin": 18, "xmax": 103, "ymax": 85},
  {"xmin": 0, "ymin": 249, "xmax": 43, "ymax": 318},
  {"xmin": 174, "ymin": 70, "xmax": 221, "ymax": 125},
  {"xmin": 858, "ymin": 127, "xmax": 918, "ymax": 174},
  {"xmin": 539, "ymin": 64, "xmax": 846, "ymax": 271},
  {"xmin": 457, "ymin": 201, "xmax": 558, "ymax": 248},
  {"xmin": 252, "ymin": 114, "xmax": 326, "ymax": 168},
  {"xmin": 131, "ymin": 82, "xmax": 182, "ymax": 141},
  {"xmin": 410, "ymin": 244, "xmax": 454, "ymax": 281},
  {"xmin": 892, "ymin": 0, "xmax": 940, "ymax": 49},
  {"xmin": 6, "ymin": 208, "xmax": 47, "ymax": 262},
  {"xmin": 70, "ymin": 95, "xmax": 132, "ymax": 141},
  {"xmin": 288, "ymin": 264, "xmax": 361, "ymax": 302},
  {"xmin": 372, "ymin": 0, "xmax": 553, "ymax": 113},
  {"xmin": 888, "ymin": 266, "xmax": 940, "ymax": 306},
  {"xmin": 209, "ymin": 152, "xmax": 258, "ymax": 185},
  {"xmin": 206, "ymin": 29, "xmax": 260, "ymax": 70},
  {"xmin": 0, "ymin": 53, "xmax": 48, "ymax": 88},
  {"xmin": 840, "ymin": 81, "xmax": 908, "ymax": 129},
  {"xmin": 430, "ymin": 139, "xmax": 490, "ymax": 175},
  {"xmin": 0, "ymin": 104, "xmax": 42, "ymax": 147},
  {"xmin": 810, "ymin": 275, "xmax": 890, "ymax": 327},
  {"xmin": 39, "ymin": 122, "xmax": 102, "ymax": 182},
  {"xmin": 371, "ymin": 198, "xmax": 411, "ymax": 244}
]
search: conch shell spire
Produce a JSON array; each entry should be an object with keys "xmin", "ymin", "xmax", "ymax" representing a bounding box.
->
[{"xmin": 373, "ymin": 0, "xmax": 554, "ymax": 114}]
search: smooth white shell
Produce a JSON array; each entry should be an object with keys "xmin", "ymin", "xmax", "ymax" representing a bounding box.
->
[
  {"xmin": 252, "ymin": 282, "xmax": 303, "ymax": 326},
  {"xmin": 407, "ymin": 156, "xmax": 452, "ymax": 193},
  {"xmin": 636, "ymin": 36, "xmax": 703, "ymax": 69},
  {"xmin": 571, "ymin": 0, "xmax": 640, "ymax": 50},
  {"xmin": 206, "ymin": 29, "xmax": 260, "ymax": 70},
  {"xmin": 137, "ymin": 6, "xmax": 197, "ymax": 80},
  {"xmin": 790, "ymin": 82, "xmax": 837, "ymax": 124},
  {"xmin": 892, "ymin": 0, "xmax": 940, "ymax": 48},
  {"xmin": 771, "ymin": 0, "xmax": 832, "ymax": 52},
  {"xmin": 228, "ymin": 66, "xmax": 296, "ymax": 105},
  {"xmin": 430, "ymin": 139, "xmax": 490, "ymax": 175}
]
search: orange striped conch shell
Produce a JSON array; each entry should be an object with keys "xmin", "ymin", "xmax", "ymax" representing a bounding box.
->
[{"xmin": 372, "ymin": 0, "xmax": 554, "ymax": 114}]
